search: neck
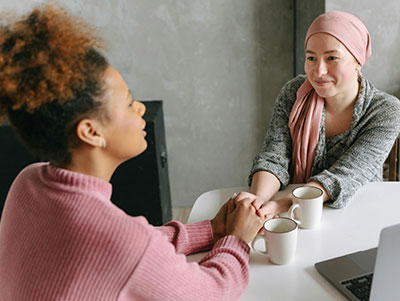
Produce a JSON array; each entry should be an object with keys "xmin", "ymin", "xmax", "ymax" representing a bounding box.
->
[
  {"xmin": 325, "ymin": 78, "xmax": 360, "ymax": 113},
  {"xmin": 59, "ymin": 146, "xmax": 120, "ymax": 182}
]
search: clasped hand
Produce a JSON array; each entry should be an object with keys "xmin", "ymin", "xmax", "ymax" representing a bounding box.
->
[
  {"xmin": 211, "ymin": 191, "xmax": 294, "ymax": 243},
  {"xmin": 210, "ymin": 195, "xmax": 266, "ymax": 244}
]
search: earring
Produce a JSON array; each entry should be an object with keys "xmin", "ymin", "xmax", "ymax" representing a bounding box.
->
[{"xmin": 101, "ymin": 141, "xmax": 106, "ymax": 149}]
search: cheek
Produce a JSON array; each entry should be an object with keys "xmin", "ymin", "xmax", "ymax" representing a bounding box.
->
[
  {"xmin": 304, "ymin": 63, "xmax": 313, "ymax": 77},
  {"xmin": 112, "ymin": 112, "xmax": 137, "ymax": 129},
  {"xmin": 334, "ymin": 64, "xmax": 356, "ymax": 83},
  {"xmin": 128, "ymin": 117, "xmax": 143, "ymax": 131},
  {"xmin": 124, "ymin": 117, "xmax": 145, "ymax": 141}
]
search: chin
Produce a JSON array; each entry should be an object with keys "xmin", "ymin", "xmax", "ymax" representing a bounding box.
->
[
  {"xmin": 313, "ymin": 88, "xmax": 336, "ymax": 98},
  {"xmin": 133, "ymin": 142, "xmax": 148, "ymax": 158}
]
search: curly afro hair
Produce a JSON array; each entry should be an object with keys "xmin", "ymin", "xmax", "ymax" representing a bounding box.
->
[{"xmin": 0, "ymin": 4, "xmax": 109, "ymax": 165}]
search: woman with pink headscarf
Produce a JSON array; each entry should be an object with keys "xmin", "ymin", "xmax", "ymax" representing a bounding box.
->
[{"xmin": 235, "ymin": 11, "xmax": 400, "ymax": 217}]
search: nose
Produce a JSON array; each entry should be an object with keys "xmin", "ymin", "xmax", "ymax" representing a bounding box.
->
[
  {"xmin": 315, "ymin": 60, "xmax": 327, "ymax": 76},
  {"xmin": 137, "ymin": 101, "xmax": 146, "ymax": 117}
]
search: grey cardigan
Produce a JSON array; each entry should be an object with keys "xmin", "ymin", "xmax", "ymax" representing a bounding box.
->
[{"xmin": 249, "ymin": 75, "xmax": 400, "ymax": 208}]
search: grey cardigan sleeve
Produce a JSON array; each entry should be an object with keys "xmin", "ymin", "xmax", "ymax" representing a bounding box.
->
[
  {"xmin": 248, "ymin": 76, "xmax": 305, "ymax": 187},
  {"xmin": 310, "ymin": 96, "xmax": 400, "ymax": 209}
]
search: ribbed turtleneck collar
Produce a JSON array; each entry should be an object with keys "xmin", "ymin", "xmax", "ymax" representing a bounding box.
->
[{"xmin": 38, "ymin": 163, "xmax": 113, "ymax": 202}]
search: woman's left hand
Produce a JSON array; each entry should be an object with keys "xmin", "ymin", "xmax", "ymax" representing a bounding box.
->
[
  {"xmin": 210, "ymin": 197, "xmax": 233, "ymax": 242},
  {"xmin": 257, "ymin": 197, "xmax": 293, "ymax": 219}
]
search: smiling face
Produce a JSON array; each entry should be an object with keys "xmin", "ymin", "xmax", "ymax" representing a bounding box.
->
[
  {"xmin": 100, "ymin": 66, "xmax": 147, "ymax": 162},
  {"xmin": 304, "ymin": 33, "xmax": 360, "ymax": 101}
]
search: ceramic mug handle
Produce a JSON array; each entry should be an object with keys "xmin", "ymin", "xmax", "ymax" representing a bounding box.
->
[
  {"xmin": 251, "ymin": 235, "xmax": 269, "ymax": 256},
  {"xmin": 288, "ymin": 203, "xmax": 301, "ymax": 225}
]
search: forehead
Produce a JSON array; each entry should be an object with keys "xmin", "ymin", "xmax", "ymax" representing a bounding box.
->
[
  {"xmin": 102, "ymin": 66, "xmax": 128, "ymax": 94},
  {"xmin": 100, "ymin": 66, "xmax": 130, "ymax": 119},
  {"xmin": 306, "ymin": 33, "xmax": 347, "ymax": 53}
]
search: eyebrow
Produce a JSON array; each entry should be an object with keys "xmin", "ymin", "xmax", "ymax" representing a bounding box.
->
[{"xmin": 305, "ymin": 50, "xmax": 340, "ymax": 54}]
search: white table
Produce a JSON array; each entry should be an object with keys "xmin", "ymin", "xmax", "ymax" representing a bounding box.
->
[{"xmin": 187, "ymin": 182, "xmax": 400, "ymax": 300}]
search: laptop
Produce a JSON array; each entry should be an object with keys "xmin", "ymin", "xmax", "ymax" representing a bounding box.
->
[{"xmin": 315, "ymin": 223, "xmax": 400, "ymax": 301}]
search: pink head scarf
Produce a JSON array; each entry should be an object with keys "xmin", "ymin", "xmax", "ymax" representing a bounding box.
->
[{"xmin": 288, "ymin": 11, "xmax": 371, "ymax": 183}]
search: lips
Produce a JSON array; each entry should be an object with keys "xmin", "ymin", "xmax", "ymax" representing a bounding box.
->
[
  {"xmin": 142, "ymin": 121, "xmax": 147, "ymax": 136},
  {"xmin": 314, "ymin": 78, "xmax": 333, "ymax": 86}
]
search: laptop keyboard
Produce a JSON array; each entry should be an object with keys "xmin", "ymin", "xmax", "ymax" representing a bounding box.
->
[{"xmin": 341, "ymin": 273, "xmax": 373, "ymax": 301}]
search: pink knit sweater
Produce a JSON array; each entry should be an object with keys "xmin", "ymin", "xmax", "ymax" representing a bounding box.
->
[{"xmin": 0, "ymin": 163, "xmax": 250, "ymax": 300}]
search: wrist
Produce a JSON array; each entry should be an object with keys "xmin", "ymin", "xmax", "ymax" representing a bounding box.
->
[
  {"xmin": 272, "ymin": 198, "xmax": 292, "ymax": 214},
  {"xmin": 228, "ymin": 231, "xmax": 251, "ymax": 244},
  {"xmin": 249, "ymin": 190, "xmax": 268, "ymax": 202},
  {"xmin": 210, "ymin": 218, "xmax": 224, "ymax": 242},
  {"xmin": 306, "ymin": 181, "xmax": 329, "ymax": 202}
]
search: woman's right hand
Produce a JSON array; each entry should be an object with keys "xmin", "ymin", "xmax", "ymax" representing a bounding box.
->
[
  {"xmin": 234, "ymin": 191, "xmax": 288, "ymax": 220},
  {"xmin": 225, "ymin": 197, "xmax": 266, "ymax": 244},
  {"xmin": 234, "ymin": 191, "xmax": 265, "ymax": 211}
]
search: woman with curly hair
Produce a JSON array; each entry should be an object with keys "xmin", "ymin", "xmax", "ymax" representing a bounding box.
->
[{"xmin": 0, "ymin": 4, "xmax": 264, "ymax": 300}]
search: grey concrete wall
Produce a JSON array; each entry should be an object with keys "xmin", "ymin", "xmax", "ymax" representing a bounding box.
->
[
  {"xmin": 0, "ymin": 0, "xmax": 294, "ymax": 207},
  {"xmin": 325, "ymin": 0, "xmax": 400, "ymax": 97}
]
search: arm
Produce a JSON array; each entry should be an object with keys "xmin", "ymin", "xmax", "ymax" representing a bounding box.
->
[
  {"xmin": 121, "ymin": 199, "xmax": 264, "ymax": 300},
  {"xmin": 248, "ymin": 76, "xmax": 304, "ymax": 191},
  {"xmin": 157, "ymin": 220, "xmax": 215, "ymax": 255},
  {"xmin": 250, "ymin": 171, "xmax": 280, "ymax": 202},
  {"xmin": 248, "ymin": 171, "xmax": 288, "ymax": 218},
  {"xmin": 237, "ymin": 77, "xmax": 305, "ymax": 217},
  {"xmin": 155, "ymin": 197, "xmax": 230, "ymax": 255},
  {"xmin": 309, "ymin": 100, "xmax": 400, "ymax": 208},
  {"xmin": 234, "ymin": 172, "xmax": 287, "ymax": 219},
  {"xmin": 156, "ymin": 197, "xmax": 264, "ymax": 255},
  {"xmin": 121, "ymin": 229, "xmax": 251, "ymax": 301},
  {"xmin": 250, "ymin": 179, "xmax": 329, "ymax": 218}
]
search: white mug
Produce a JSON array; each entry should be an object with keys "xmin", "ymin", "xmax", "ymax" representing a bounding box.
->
[
  {"xmin": 251, "ymin": 217, "xmax": 298, "ymax": 265},
  {"xmin": 289, "ymin": 186, "xmax": 323, "ymax": 229}
]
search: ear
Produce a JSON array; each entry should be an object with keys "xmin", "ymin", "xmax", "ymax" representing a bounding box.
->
[{"xmin": 75, "ymin": 118, "xmax": 105, "ymax": 148}]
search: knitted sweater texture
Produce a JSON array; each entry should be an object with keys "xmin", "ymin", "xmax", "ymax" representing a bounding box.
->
[
  {"xmin": 0, "ymin": 163, "xmax": 250, "ymax": 300},
  {"xmin": 250, "ymin": 75, "xmax": 400, "ymax": 208}
]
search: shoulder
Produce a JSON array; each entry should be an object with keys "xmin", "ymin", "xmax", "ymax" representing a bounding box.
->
[
  {"xmin": 372, "ymin": 90, "xmax": 400, "ymax": 111},
  {"xmin": 355, "ymin": 78, "xmax": 400, "ymax": 134},
  {"xmin": 286, "ymin": 74, "xmax": 307, "ymax": 88},
  {"xmin": 9, "ymin": 162, "xmax": 48, "ymax": 189},
  {"xmin": 16, "ymin": 162, "xmax": 48, "ymax": 177},
  {"xmin": 279, "ymin": 75, "xmax": 307, "ymax": 97},
  {"xmin": 272, "ymin": 75, "xmax": 307, "ymax": 113},
  {"xmin": 363, "ymin": 79, "xmax": 400, "ymax": 115}
]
